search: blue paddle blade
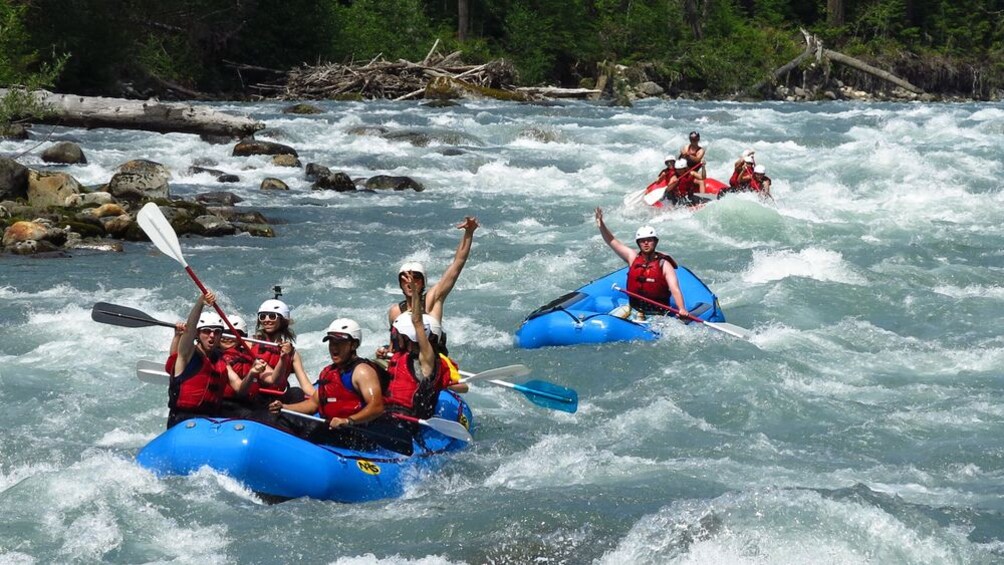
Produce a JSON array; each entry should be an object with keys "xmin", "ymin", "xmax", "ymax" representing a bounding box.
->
[{"xmin": 514, "ymin": 380, "xmax": 578, "ymax": 413}]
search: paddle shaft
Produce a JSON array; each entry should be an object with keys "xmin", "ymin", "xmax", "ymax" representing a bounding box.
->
[
  {"xmin": 136, "ymin": 362, "xmax": 284, "ymax": 396},
  {"xmin": 279, "ymin": 409, "xmax": 413, "ymax": 453},
  {"xmin": 614, "ymin": 285, "xmax": 751, "ymax": 340},
  {"xmin": 94, "ymin": 306, "xmax": 278, "ymax": 347},
  {"xmin": 182, "ymin": 265, "xmax": 254, "ymax": 353},
  {"xmin": 486, "ymin": 379, "xmax": 575, "ymax": 404}
]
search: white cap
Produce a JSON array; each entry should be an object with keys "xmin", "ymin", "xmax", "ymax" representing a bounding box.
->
[
  {"xmin": 634, "ymin": 225, "xmax": 658, "ymax": 241},
  {"xmin": 398, "ymin": 261, "xmax": 426, "ymax": 277},
  {"xmin": 257, "ymin": 299, "xmax": 290, "ymax": 319},
  {"xmin": 196, "ymin": 312, "xmax": 224, "ymax": 330},
  {"xmin": 754, "ymin": 164, "xmax": 766, "ymax": 174},
  {"xmin": 674, "ymin": 158, "xmax": 688, "ymax": 169},
  {"xmin": 322, "ymin": 318, "xmax": 362, "ymax": 343},
  {"xmin": 392, "ymin": 312, "xmax": 432, "ymax": 342},
  {"xmin": 226, "ymin": 314, "xmax": 247, "ymax": 335}
]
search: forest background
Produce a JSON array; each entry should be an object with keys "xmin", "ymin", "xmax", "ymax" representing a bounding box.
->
[{"xmin": 1, "ymin": 0, "xmax": 1003, "ymax": 104}]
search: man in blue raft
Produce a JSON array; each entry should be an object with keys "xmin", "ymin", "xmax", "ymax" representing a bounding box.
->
[{"xmin": 594, "ymin": 207, "xmax": 689, "ymax": 321}]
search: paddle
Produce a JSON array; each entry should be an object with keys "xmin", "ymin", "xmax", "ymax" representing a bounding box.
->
[
  {"xmin": 483, "ymin": 379, "xmax": 578, "ymax": 413},
  {"xmin": 457, "ymin": 364, "xmax": 531, "ymax": 384},
  {"xmin": 612, "ymin": 284, "xmax": 754, "ymax": 340},
  {"xmin": 643, "ymin": 161, "xmax": 705, "ymax": 206},
  {"xmin": 92, "ymin": 302, "xmax": 278, "ymax": 347},
  {"xmin": 279, "ymin": 409, "xmax": 414, "ymax": 456},
  {"xmin": 136, "ymin": 202, "xmax": 251, "ymax": 352},
  {"xmin": 135, "ymin": 360, "xmax": 285, "ymax": 396},
  {"xmin": 390, "ymin": 413, "xmax": 473, "ymax": 443}
]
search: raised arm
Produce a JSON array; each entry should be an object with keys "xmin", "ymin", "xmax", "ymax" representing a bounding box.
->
[
  {"xmin": 405, "ymin": 272, "xmax": 437, "ymax": 379},
  {"xmin": 594, "ymin": 207, "xmax": 636, "ymax": 264},
  {"xmin": 427, "ymin": 216, "xmax": 479, "ymax": 313},
  {"xmin": 174, "ymin": 293, "xmax": 209, "ymax": 376}
]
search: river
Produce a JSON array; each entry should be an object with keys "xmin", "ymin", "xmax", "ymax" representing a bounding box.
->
[{"xmin": 1, "ymin": 99, "xmax": 1003, "ymax": 564}]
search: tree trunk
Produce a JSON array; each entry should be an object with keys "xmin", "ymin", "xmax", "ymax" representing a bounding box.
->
[
  {"xmin": 684, "ymin": 0, "xmax": 704, "ymax": 40},
  {"xmin": 823, "ymin": 49, "xmax": 923, "ymax": 93},
  {"xmin": 458, "ymin": 0, "xmax": 470, "ymax": 41},
  {"xmin": 2, "ymin": 89, "xmax": 264, "ymax": 137},
  {"xmin": 827, "ymin": 0, "xmax": 844, "ymax": 26}
]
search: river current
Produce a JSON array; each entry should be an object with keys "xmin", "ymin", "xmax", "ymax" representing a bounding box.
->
[{"xmin": 1, "ymin": 99, "xmax": 1003, "ymax": 564}]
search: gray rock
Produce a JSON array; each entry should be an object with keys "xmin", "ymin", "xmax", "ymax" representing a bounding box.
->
[
  {"xmin": 41, "ymin": 141, "xmax": 87, "ymax": 165},
  {"xmin": 312, "ymin": 172, "xmax": 356, "ymax": 192},
  {"xmin": 346, "ymin": 126, "xmax": 389, "ymax": 137},
  {"xmin": 195, "ymin": 191, "xmax": 243, "ymax": 206},
  {"xmin": 272, "ymin": 154, "xmax": 301, "ymax": 168},
  {"xmin": 80, "ymin": 191, "xmax": 115, "ymax": 206},
  {"xmin": 193, "ymin": 215, "xmax": 236, "ymax": 237},
  {"xmin": 261, "ymin": 178, "xmax": 289, "ymax": 191},
  {"xmin": 283, "ymin": 103, "xmax": 323, "ymax": 115},
  {"xmin": 305, "ymin": 163, "xmax": 332, "ymax": 182},
  {"xmin": 188, "ymin": 166, "xmax": 226, "ymax": 177},
  {"xmin": 0, "ymin": 158, "xmax": 29, "ymax": 201},
  {"xmin": 27, "ymin": 170, "xmax": 82, "ymax": 207},
  {"xmin": 636, "ymin": 81, "xmax": 665, "ymax": 97},
  {"xmin": 107, "ymin": 171, "xmax": 169, "ymax": 201},
  {"xmin": 233, "ymin": 139, "xmax": 299, "ymax": 158},
  {"xmin": 0, "ymin": 123, "xmax": 29, "ymax": 140},
  {"xmin": 365, "ymin": 175, "xmax": 425, "ymax": 192},
  {"xmin": 217, "ymin": 174, "xmax": 240, "ymax": 183}
]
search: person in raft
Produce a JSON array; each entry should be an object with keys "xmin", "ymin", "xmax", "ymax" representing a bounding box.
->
[
  {"xmin": 217, "ymin": 314, "xmax": 271, "ymax": 421},
  {"xmin": 376, "ymin": 216, "xmax": 480, "ymax": 360},
  {"xmin": 384, "ymin": 272, "xmax": 455, "ymax": 430},
  {"xmin": 751, "ymin": 164, "xmax": 773, "ymax": 199},
  {"xmin": 252, "ymin": 299, "xmax": 313, "ymax": 401},
  {"xmin": 728, "ymin": 149, "xmax": 756, "ymax": 191},
  {"xmin": 270, "ymin": 318, "xmax": 411, "ymax": 453},
  {"xmin": 166, "ymin": 292, "xmax": 256, "ymax": 429},
  {"xmin": 428, "ymin": 316, "xmax": 469, "ymax": 394},
  {"xmin": 664, "ymin": 158, "xmax": 701, "ymax": 207},
  {"xmin": 679, "ymin": 131, "xmax": 707, "ymax": 193},
  {"xmin": 594, "ymin": 207, "xmax": 690, "ymax": 322}
]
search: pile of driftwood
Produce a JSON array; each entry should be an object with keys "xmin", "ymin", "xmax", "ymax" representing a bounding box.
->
[{"xmin": 254, "ymin": 40, "xmax": 520, "ymax": 101}]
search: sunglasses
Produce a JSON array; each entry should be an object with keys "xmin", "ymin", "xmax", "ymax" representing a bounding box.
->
[
  {"xmin": 258, "ymin": 312, "xmax": 282, "ymax": 322},
  {"xmin": 199, "ymin": 328, "xmax": 223, "ymax": 335},
  {"xmin": 637, "ymin": 237, "xmax": 657, "ymax": 244}
]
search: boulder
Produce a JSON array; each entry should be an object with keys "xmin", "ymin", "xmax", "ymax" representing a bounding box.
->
[
  {"xmin": 0, "ymin": 123, "xmax": 29, "ymax": 140},
  {"xmin": 3, "ymin": 220, "xmax": 48, "ymax": 246},
  {"xmin": 188, "ymin": 165, "xmax": 226, "ymax": 177},
  {"xmin": 193, "ymin": 215, "xmax": 236, "ymax": 236},
  {"xmin": 261, "ymin": 178, "xmax": 289, "ymax": 191},
  {"xmin": 108, "ymin": 160, "xmax": 171, "ymax": 201},
  {"xmin": 79, "ymin": 191, "xmax": 115, "ymax": 206},
  {"xmin": 0, "ymin": 158, "xmax": 29, "ymax": 201},
  {"xmin": 305, "ymin": 163, "xmax": 332, "ymax": 182},
  {"xmin": 272, "ymin": 154, "xmax": 302, "ymax": 168},
  {"xmin": 41, "ymin": 141, "xmax": 87, "ymax": 165},
  {"xmin": 101, "ymin": 213, "xmax": 135, "ymax": 236},
  {"xmin": 283, "ymin": 103, "xmax": 323, "ymax": 115},
  {"xmin": 27, "ymin": 170, "xmax": 82, "ymax": 208},
  {"xmin": 232, "ymin": 139, "xmax": 299, "ymax": 158},
  {"xmin": 312, "ymin": 172, "xmax": 356, "ymax": 192},
  {"xmin": 205, "ymin": 207, "xmax": 269, "ymax": 225},
  {"xmin": 234, "ymin": 223, "xmax": 275, "ymax": 237},
  {"xmin": 217, "ymin": 174, "xmax": 240, "ymax": 183},
  {"xmin": 195, "ymin": 191, "xmax": 243, "ymax": 206},
  {"xmin": 636, "ymin": 81, "xmax": 665, "ymax": 97},
  {"xmin": 84, "ymin": 203, "xmax": 127, "ymax": 219},
  {"xmin": 346, "ymin": 126, "xmax": 389, "ymax": 137},
  {"xmin": 365, "ymin": 175, "xmax": 425, "ymax": 192}
]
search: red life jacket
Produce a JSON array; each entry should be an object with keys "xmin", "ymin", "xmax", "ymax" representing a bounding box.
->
[
  {"xmin": 673, "ymin": 173, "xmax": 696, "ymax": 197},
  {"xmin": 252, "ymin": 342, "xmax": 289, "ymax": 392},
  {"xmin": 627, "ymin": 252, "xmax": 678, "ymax": 310},
  {"xmin": 167, "ymin": 350, "xmax": 227, "ymax": 412},
  {"xmin": 730, "ymin": 163, "xmax": 753, "ymax": 188},
  {"xmin": 221, "ymin": 347, "xmax": 253, "ymax": 399},
  {"xmin": 316, "ymin": 358, "xmax": 367, "ymax": 420},
  {"xmin": 385, "ymin": 352, "xmax": 449, "ymax": 419}
]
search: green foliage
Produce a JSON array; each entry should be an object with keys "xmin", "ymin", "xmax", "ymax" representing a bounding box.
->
[
  {"xmin": 502, "ymin": 2, "xmax": 557, "ymax": 85},
  {"xmin": 0, "ymin": 0, "xmax": 66, "ymax": 127},
  {"xmin": 328, "ymin": 0, "xmax": 436, "ymax": 62}
]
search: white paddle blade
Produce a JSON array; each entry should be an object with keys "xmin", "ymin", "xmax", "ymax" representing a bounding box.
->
[
  {"xmin": 642, "ymin": 186, "xmax": 666, "ymax": 205},
  {"xmin": 704, "ymin": 321, "xmax": 754, "ymax": 340},
  {"xmin": 137, "ymin": 202, "xmax": 188, "ymax": 267},
  {"xmin": 421, "ymin": 417, "xmax": 472, "ymax": 442},
  {"xmin": 458, "ymin": 364, "xmax": 532, "ymax": 384},
  {"xmin": 623, "ymin": 189, "xmax": 646, "ymax": 206},
  {"xmin": 137, "ymin": 368, "xmax": 169, "ymax": 384}
]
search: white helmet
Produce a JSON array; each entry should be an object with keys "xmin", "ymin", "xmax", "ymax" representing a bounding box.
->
[
  {"xmin": 674, "ymin": 158, "xmax": 688, "ymax": 169},
  {"xmin": 664, "ymin": 154, "xmax": 675, "ymax": 163},
  {"xmin": 226, "ymin": 314, "xmax": 247, "ymax": 335},
  {"xmin": 635, "ymin": 225, "xmax": 658, "ymax": 241},
  {"xmin": 426, "ymin": 315, "xmax": 443, "ymax": 339},
  {"xmin": 398, "ymin": 261, "xmax": 426, "ymax": 277},
  {"xmin": 257, "ymin": 299, "xmax": 290, "ymax": 319},
  {"xmin": 392, "ymin": 312, "xmax": 432, "ymax": 342},
  {"xmin": 754, "ymin": 164, "xmax": 766, "ymax": 174},
  {"xmin": 322, "ymin": 318, "xmax": 362, "ymax": 343},
  {"xmin": 742, "ymin": 149, "xmax": 755, "ymax": 163},
  {"xmin": 196, "ymin": 312, "xmax": 224, "ymax": 330}
]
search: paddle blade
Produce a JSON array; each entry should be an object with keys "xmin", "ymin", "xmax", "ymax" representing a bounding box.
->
[
  {"xmin": 705, "ymin": 321, "xmax": 754, "ymax": 340},
  {"xmin": 92, "ymin": 302, "xmax": 172, "ymax": 329},
  {"xmin": 517, "ymin": 380, "xmax": 578, "ymax": 414},
  {"xmin": 623, "ymin": 189, "xmax": 646, "ymax": 207},
  {"xmin": 459, "ymin": 364, "xmax": 532, "ymax": 384},
  {"xmin": 137, "ymin": 202, "xmax": 187, "ymax": 266},
  {"xmin": 421, "ymin": 417, "xmax": 473, "ymax": 442}
]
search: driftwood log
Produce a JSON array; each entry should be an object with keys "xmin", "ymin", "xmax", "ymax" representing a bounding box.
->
[
  {"xmin": 750, "ymin": 29, "xmax": 923, "ymax": 97},
  {"xmin": 2, "ymin": 89, "xmax": 264, "ymax": 137}
]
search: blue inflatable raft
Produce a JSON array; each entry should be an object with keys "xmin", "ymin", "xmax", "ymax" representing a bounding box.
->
[
  {"xmin": 514, "ymin": 266, "xmax": 725, "ymax": 349},
  {"xmin": 136, "ymin": 392, "xmax": 473, "ymax": 503}
]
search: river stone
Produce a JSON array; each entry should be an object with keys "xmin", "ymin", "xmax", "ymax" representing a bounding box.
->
[
  {"xmin": 305, "ymin": 163, "xmax": 331, "ymax": 182},
  {"xmin": 312, "ymin": 172, "xmax": 356, "ymax": 192},
  {"xmin": 235, "ymin": 223, "xmax": 275, "ymax": 237},
  {"xmin": 0, "ymin": 158, "xmax": 29, "ymax": 201},
  {"xmin": 101, "ymin": 213, "xmax": 135, "ymax": 236},
  {"xmin": 205, "ymin": 207, "xmax": 269, "ymax": 225},
  {"xmin": 232, "ymin": 139, "xmax": 299, "ymax": 158},
  {"xmin": 193, "ymin": 215, "xmax": 236, "ymax": 236},
  {"xmin": 195, "ymin": 191, "xmax": 243, "ymax": 206},
  {"xmin": 346, "ymin": 126, "xmax": 388, "ymax": 137},
  {"xmin": 636, "ymin": 81, "xmax": 664, "ymax": 97},
  {"xmin": 365, "ymin": 175, "xmax": 425, "ymax": 192},
  {"xmin": 188, "ymin": 165, "xmax": 226, "ymax": 177},
  {"xmin": 3, "ymin": 220, "xmax": 48, "ymax": 246},
  {"xmin": 283, "ymin": 103, "xmax": 322, "ymax": 115},
  {"xmin": 27, "ymin": 170, "xmax": 82, "ymax": 207},
  {"xmin": 80, "ymin": 191, "xmax": 115, "ymax": 206},
  {"xmin": 41, "ymin": 141, "xmax": 87, "ymax": 165},
  {"xmin": 261, "ymin": 178, "xmax": 289, "ymax": 191},
  {"xmin": 0, "ymin": 123, "xmax": 29, "ymax": 140},
  {"xmin": 81, "ymin": 203, "xmax": 126, "ymax": 219},
  {"xmin": 272, "ymin": 154, "xmax": 302, "ymax": 168},
  {"xmin": 107, "ymin": 171, "xmax": 169, "ymax": 201}
]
